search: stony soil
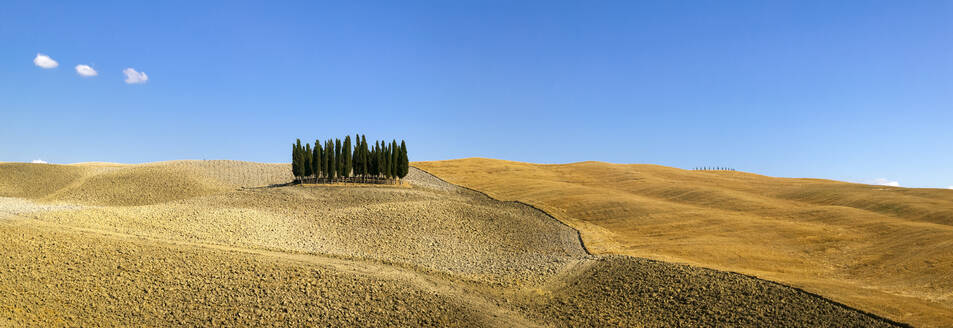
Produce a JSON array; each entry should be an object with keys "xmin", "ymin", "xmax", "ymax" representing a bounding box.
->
[
  {"xmin": 0, "ymin": 162, "xmax": 907, "ymax": 327},
  {"xmin": 22, "ymin": 167, "xmax": 587, "ymax": 285},
  {"xmin": 512, "ymin": 256, "xmax": 899, "ymax": 327},
  {"xmin": 0, "ymin": 220, "xmax": 487, "ymax": 327}
]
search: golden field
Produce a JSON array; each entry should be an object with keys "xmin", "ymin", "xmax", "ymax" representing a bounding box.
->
[
  {"xmin": 416, "ymin": 158, "xmax": 953, "ymax": 327},
  {"xmin": 0, "ymin": 160, "xmax": 903, "ymax": 327}
]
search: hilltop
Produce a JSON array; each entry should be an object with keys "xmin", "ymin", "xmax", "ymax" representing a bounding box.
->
[{"xmin": 415, "ymin": 158, "xmax": 953, "ymax": 327}]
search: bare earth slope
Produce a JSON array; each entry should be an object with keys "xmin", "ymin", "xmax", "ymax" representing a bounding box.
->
[
  {"xmin": 415, "ymin": 158, "xmax": 953, "ymax": 327},
  {"xmin": 0, "ymin": 160, "xmax": 906, "ymax": 326}
]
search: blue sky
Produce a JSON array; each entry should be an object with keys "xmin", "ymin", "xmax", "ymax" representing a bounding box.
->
[{"xmin": 1, "ymin": 1, "xmax": 951, "ymax": 188}]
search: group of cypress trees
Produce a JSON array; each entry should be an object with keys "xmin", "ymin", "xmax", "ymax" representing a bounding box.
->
[
  {"xmin": 291, "ymin": 135, "xmax": 409, "ymax": 184},
  {"xmin": 693, "ymin": 166, "xmax": 735, "ymax": 171}
]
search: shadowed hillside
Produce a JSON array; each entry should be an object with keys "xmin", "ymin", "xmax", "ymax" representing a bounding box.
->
[{"xmin": 415, "ymin": 158, "xmax": 953, "ymax": 327}]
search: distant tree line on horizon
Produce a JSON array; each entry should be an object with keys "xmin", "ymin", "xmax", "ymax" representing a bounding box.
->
[
  {"xmin": 693, "ymin": 166, "xmax": 735, "ymax": 171},
  {"xmin": 291, "ymin": 135, "xmax": 408, "ymax": 184}
]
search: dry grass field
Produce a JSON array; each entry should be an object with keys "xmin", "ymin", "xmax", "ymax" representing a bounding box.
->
[
  {"xmin": 0, "ymin": 160, "xmax": 908, "ymax": 326},
  {"xmin": 415, "ymin": 158, "xmax": 953, "ymax": 327}
]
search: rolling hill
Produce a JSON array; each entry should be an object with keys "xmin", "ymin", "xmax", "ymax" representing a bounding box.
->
[
  {"xmin": 0, "ymin": 160, "xmax": 910, "ymax": 326},
  {"xmin": 415, "ymin": 158, "xmax": 953, "ymax": 327}
]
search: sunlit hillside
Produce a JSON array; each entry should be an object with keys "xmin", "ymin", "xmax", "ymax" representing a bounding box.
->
[
  {"xmin": 0, "ymin": 160, "xmax": 903, "ymax": 326},
  {"xmin": 415, "ymin": 158, "xmax": 953, "ymax": 327}
]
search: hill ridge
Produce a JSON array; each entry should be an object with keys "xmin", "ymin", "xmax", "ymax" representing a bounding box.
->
[{"xmin": 415, "ymin": 158, "xmax": 953, "ymax": 327}]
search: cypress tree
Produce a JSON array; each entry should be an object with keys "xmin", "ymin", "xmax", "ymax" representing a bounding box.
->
[
  {"xmin": 384, "ymin": 141, "xmax": 389, "ymax": 178},
  {"xmin": 352, "ymin": 134, "xmax": 360, "ymax": 177},
  {"xmin": 323, "ymin": 140, "xmax": 330, "ymax": 180},
  {"xmin": 326, "ymin": 140, "xmax": 333, "ymax": 179},
  {"xmin": 321, "ymin": 140, "xmax": 327, "ymax": 179},
  {"xmin": 351, "ymin": 136, "xmax": 360, "ymax": 177},
  {"xmin": 332, "ymin": 139, "xmax": 337, "ymax": 178},
  {"xmin": 378, "ymin": 142, "xmax": 383, "ymax": 178},
  {"xmin": 378, "ymin": 141, "xmax": 384, "ymax": 177},
  {"xmin": 383, "ymin": 142, "xmax": 390, "ymax": 178},
  {"xmin": 330, "ymin": 139, "xmax": 335, "ymax": 179},
  {"xmin": 291, "ymin": 143, "xmax": 299, "ymax": 180},
  {"xmin": 372, "ymin": 141, "xmax": 379, "ymax": 177},
  {"xmin": 360, "ymin": 136, "xmax": 367, "ymax": 177},
  {"xmin": 389, "ymin": 141, "xmax": 394, "ymax": 178},
  {"xmin": 361, "ymin": 135, "xmax": 369, "ymax": 178},
  {"xmin": 368, "ymin": 141, "xmax": 375, "ymax": 177},
  {"xmin": 359, "ymin": 135, "xmax": 367, "ymax": 177},
  {"xmin": 398, "ymin": 140, "xmax": 408, "ymax": 179},
  {"xmin": 344, "ymin": 135, "xmax": 352, "ymax": 178},
  {"xmin": 293, "ymin": 139, "xmax": 303, "ymax": 181},
  {"xmin": 367, "ymin": 141, "xmax": 374, "ymax": 177},
  {"xmin": 390, "ymin": 140, "xmax": 398, "ymax": 179},
  {"xmin": 335, "ymin": 139, "xmax": 343, "ymax": 178},
  {"xmin": 367, "ymin": 141, "xmax": 373, "ymax": 177},
  {"xmin": 304, "ymin": 143, "xmax": 312, "ymax": 178},
  {"xmin": 377, "ymin": 141, "xmax": 383, "ymax": 178},
  {"xmin": 334, "ymin": 139, "xmax": 341, "ymax": 180},
  {"xmin": 313, "ymin": 141, "xmax": 322, "ymax": 180},
  {"xmin": 379, "ymin": 141, "xmax": 385, "ymax": 178}
]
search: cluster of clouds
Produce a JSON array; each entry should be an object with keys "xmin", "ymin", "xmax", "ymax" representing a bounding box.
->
[
  {"xmin": 33, "ymin": 53, "xmax": 147, "ymax": 84},
  {"xmin": 870, "ymin": 179, "xmax": 953, "ymax": 190},
  {"xmin": 872, "ymin": 178, "xmax": 900, "ymax": 187}
]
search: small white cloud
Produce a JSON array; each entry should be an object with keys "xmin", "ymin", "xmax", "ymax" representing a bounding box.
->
[
  {"xmin": 31, "ymin": 159, "xmax": 48, "ymax": 164},
  {"xmin": 947, "ymin": 186, "xmax": 953, "ymax": 190},
  {"xmin": 33, "ymin": 53, "xmax": 58, "ymax": 69},
  {"xmin": 873, "ymin": 178, "xmax": 900, "ymax": 187},
  {"xmin": 75, "ymin": 64, "xmax": 98, "ymax": 77},
  {"xmin": 123, "ymin": 68, "xmax": 148, "ymax": 84}
]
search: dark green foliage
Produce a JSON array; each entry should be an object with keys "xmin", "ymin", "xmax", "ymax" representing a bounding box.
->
[
  {"xmin": 372, "ymin": 140, "xmax": 380, "ymax": 177},
  {"xmin": 291, "ymin": 135, "xmax": 409, "ymax": 183},
  {"xmin": 361, "ymin": 135, "xmax": 369, "ymax": 177},
  {"xmin": 378, "ymin": 141, "xmax": 385, "ymax": 177},
  {"xmin": 351, "ymin": 136, "xmax": 360, "ymax": 177},
  {"xmin": 383, "ymin": 142, "xmax": 391, "ymax": 178},
  {"xmin": 328, "ymin": 139, "xmax": 337, "ymax": 179},
  {"xmin": 291, "ymin": 143, "xmax": 299, "ymax": 179},
  {"xmin": 311, "ymin": 140, "xmax": 322, "ymax": 178},
  {"xmin": 368, "ymin": 141, "xmax": 375, "ymax": 177},
  {"xmin": 344, "ymin": 135, "xmax": 352, "ymax": 178},
  {"xmin": 322, "ymin": 139, "xmax": 328, "ymax": 178},
  {"xmin": 390, "ymin": 140, "xmax": 398, "ymax": 178},
  {"xmin": 351, "ymin": 134, "xmax": 361, "ymax": 177},
  {"xmin": 398, "ymin": 140, "xmax": 408, "ymax": 179},
  {"xmin": 292, "ymin": 139, "xmax": 303, "ymax": 179},
  {"xmin": 335, "ymin": 138, "xmax": 343, "ymax": 178},
  {"xmin": 325, "ymin": 140, "xmax": 332, "ymax": 178},
  {"xmin": 303, "ymin": 143, "xmax": 313, "ymax": 177}
]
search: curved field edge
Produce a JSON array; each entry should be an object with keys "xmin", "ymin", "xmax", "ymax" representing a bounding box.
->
[
  {"xmin": 413, "ymin": 159, "xmax": 953, "ymax": 326},
  {"xmin": 414, "ymin": 167, "xmax": 912, "ymax": 327}
]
